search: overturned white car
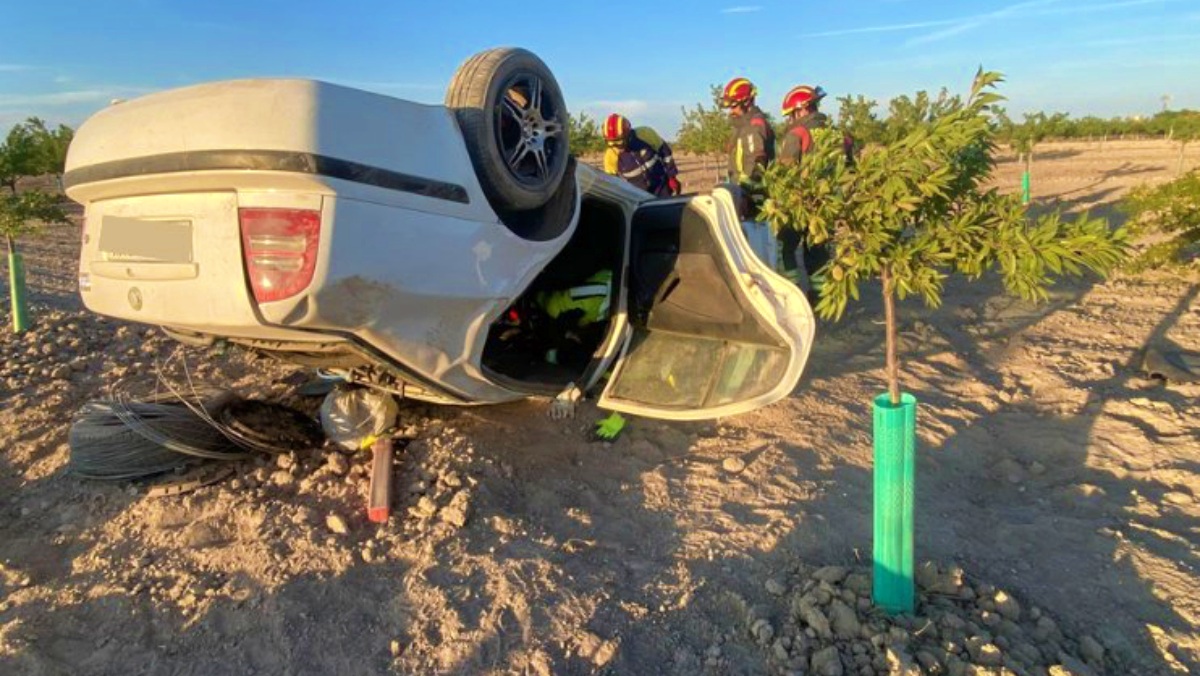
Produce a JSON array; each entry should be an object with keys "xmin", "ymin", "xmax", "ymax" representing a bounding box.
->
[{"xmin": 64, "ymin": 47, "xmax": 814, "ymax": 421}]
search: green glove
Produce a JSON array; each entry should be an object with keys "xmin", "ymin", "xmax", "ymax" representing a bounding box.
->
[{"xmin": 593, "ymin": 412, "xmax": 627, "ymax": 441}]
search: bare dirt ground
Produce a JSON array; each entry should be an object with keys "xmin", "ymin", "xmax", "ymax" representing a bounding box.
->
[{"xmin": 1, "ymin": 140, "xmax": 1198, "ymax": 675}]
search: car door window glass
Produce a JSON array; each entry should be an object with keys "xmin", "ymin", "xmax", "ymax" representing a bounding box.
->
[
  {"xmin": 607, "ymin": 332, "xmax": 721, "ymax": 408},
  {"xmin": 710, "ymin": 343, "xmax": 788, "ymax": 406},
  {"xmin": 607, "ymin": 333, "xmax": 789, "ymax": 409}
]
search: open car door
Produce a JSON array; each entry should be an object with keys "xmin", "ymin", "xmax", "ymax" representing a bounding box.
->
[{"xmin": 597, "ymin": 189, "xmax": 815, "ymax": 421}]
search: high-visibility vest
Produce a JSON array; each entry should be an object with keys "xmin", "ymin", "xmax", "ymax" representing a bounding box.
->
[
  {"xmin": 535, "ymin": 270, "xmax": 613, "ymax": 326},
  {"xmin": 604, "ymin": 127, "xmax": 676, "ymax": 196}
]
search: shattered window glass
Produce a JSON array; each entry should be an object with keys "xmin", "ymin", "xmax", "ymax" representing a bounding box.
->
[
  {"xmin": 608, "ymin": 332, "xmax": 721, "ymax": 408},
  {"xmin": 609, "ymin": 332, "xmax": 787, "ymax": 410},
  {"xmin": 709, "ymin": 343, "xmax": 787, "ymax": 406}
]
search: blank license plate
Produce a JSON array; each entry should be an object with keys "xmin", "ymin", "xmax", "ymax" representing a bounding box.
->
[{"xmin": 99, "ymin": 216, "xmax": 193, "ymax": 263}]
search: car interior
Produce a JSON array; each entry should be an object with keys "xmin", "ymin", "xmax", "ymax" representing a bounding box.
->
[{"xmin": 481, "ymin": 193, "xmax": 627, "ymax": 393}]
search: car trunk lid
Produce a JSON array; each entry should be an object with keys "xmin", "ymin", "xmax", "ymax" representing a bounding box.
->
[{"xmin": 81, "ymin": 191, "xmax": 265, "ymax": 331}]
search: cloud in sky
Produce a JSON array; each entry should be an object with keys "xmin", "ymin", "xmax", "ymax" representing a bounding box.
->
[
  {"xmin": 0, "ymin": 90, "xmax": 117, "ymax": 107},
  {"xmin": 307, "ymin": 78, "xmax": 443, "ymax": 93},
  {"xmin": 581, "ymin": 99, "xmax": 656, "ymax": 114},
  {"xmin": 905, "ymin": 0, "xmax": 1063, "ymax": 46},
  {"xmin": 578, "ymin": 99, "xmax": 686, "ymax": 138},
  {"xmin": 802, "ymin": 18, "xmax": 960, "ymax": 38},
  {"xmin": 803, "ymin": 0, "xmax": 1188, "ymax": 45},
  {"xmin": 1084, "ymin": 33, "xmax": 1200, "ymax": 47},
  {"xmin": 0, "ymin": 64, "xmax": 34, "ymax": 72},
  {"xmin": 0, "ymin": 85, "xmax": 160, "ymax": 127},
  {"xmin": 720, "ymin": 6, "xmax": 762, "ymax": 14}
]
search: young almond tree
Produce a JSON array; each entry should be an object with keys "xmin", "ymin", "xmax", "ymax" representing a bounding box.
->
[
  {"xmin": 1122, "ymin": 168, "xmax": 1200, "ymax": 271},
  {"xmin": 676, "ymin": 85, "xmax": 733, "ymax": 185},
  {"xmin": 2, "ymin": 118, "xmax": 71, "ymax": 332},
  {"xmin": 997, "ymin": 110, "xmax": 1071, "ymax": 203},
  {"xmin": 32, "ymin": 118, "xmax": 75, "ymax": 190},
  {"xmin": 761, "ymin": 70, "xmax": 1127, "ymax": 406},
  {"xmin": 836, "ymin": 94, "xmax": 885, "ymax": 147},
  {"xmin": 567, "ymin": 112, "xmax": 606, "ymax": 155},
  {"xmin": 761, "ymin": 70, "xmax": 1126, "ymax": 614}
]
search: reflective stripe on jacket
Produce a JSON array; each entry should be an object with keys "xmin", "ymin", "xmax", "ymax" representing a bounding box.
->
[
  {"xmin": 603, "ymin": 127, "xmax": 678, "ymax": 197},
  {"xmin": 536, "ymin": 270, "xmax": 613, "ymax": 326},
  {"xmin": 727, "ymin": 106, "xmax": 775, "ymax": 189}
]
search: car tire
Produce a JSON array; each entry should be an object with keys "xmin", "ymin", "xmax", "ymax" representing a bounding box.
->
[{"xmin": 446, "ymin": 47, "xmax": 570, "ymax": 213}]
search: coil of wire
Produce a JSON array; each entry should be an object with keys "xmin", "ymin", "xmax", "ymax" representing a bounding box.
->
[{"xmin": 68, "ymin": 389, "xmax": 250, "ymax": 481}]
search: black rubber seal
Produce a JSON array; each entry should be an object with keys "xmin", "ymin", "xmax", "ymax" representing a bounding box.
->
[{"xmin": 64, "ymin": 149, "xmax": 470, "ymax": 204}]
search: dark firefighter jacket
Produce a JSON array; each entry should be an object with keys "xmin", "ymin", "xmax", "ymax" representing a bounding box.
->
[
  {"xmin": 603, "ymin": 127, "xmax": 679, "ymax": 197},
  {"xmin": 779, "ymin": 112, "xmax": 855, "ymax": 166},
  {"xmin": 726, "ymin": 105, "xmax": 776, "ymax": 190}
]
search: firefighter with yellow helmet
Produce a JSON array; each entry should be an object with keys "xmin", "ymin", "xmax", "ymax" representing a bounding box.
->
[{"xmin": 602, "ymin": 114, "xmax": 681, "ymax": 197}]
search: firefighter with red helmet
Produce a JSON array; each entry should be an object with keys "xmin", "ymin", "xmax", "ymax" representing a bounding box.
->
[
  {"xmin": 779, "ymin": 84, "xmax": 855, "ymax": 166},
  {"xmin": 602, "ymin": 114, "xmax": 681, "ymax": 197},
  {"xmin": 720, "ymin": 77, "xmax": 776, "ymax": 192},
  {"xmin": 777, "ymin": 84, "xmax": 850, "ymax": 297},
  {"xmin": 779, "ymin": 85, "xmax": 824, "ymax": 165}
]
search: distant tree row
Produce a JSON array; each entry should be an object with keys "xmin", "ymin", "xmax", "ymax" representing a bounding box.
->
[
  {"xmin": 567, "ymin": 112, "xmax": 606, "ymax": 155},
  {"xmin": 2, "ymin": 117, "xmax": 74, "ymax": 331},
  {"xmin": 992, "ymin": 108, "xmax": 1200, "ymax": 144},
  {"xmin": 0, "ymin": 117, "xmax": 74, "ymax": 192}
]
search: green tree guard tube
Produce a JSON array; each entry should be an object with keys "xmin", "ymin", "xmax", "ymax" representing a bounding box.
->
[
  {"xmin": 873, "ymin": 392, "xmax": 916, "ymax": 614},
  {"xmin": 1021, "ymin": 170, "xmax": 1031, "ymax": 205},
  {"xmin": 8, "ymin": 251, "xmax": 29, "ymax": 334}
]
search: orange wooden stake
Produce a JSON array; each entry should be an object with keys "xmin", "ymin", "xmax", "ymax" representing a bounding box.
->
[{"xmin": 367, "ymin": 437, "xmax": 394, "ymax": 523}]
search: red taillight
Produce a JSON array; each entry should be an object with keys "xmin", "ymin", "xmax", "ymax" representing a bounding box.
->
[{"xmin": 239, "ymin": 207, "xmax": 321, "ymax": 304}]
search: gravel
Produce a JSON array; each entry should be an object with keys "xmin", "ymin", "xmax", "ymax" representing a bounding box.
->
[
  {"xmin": 993, "ymin": 588, "xmax": 1022, "ymax": 621},
  {"xmin": 810, "ymin": 645, "xmax": 843, "ymax": 676},
  {"xmin": 325, "ymin": 514, "xmax": 350, "ymax": 535},
  {"xmin": 721, "ymin": 456, "xmax": 747, "ymax": 474},
  {"xmin": 721, "ymin": 560, "xmax": 1116, "ymax": 675}
]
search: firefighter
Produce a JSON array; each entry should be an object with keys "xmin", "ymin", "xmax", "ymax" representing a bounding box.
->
[
  {"xmin": 534, "ymin": 269, "xmax": 628, "ymax": 440},
  {"xmin": 534, "ymin": 269, "xmax": 613, "ymax": 368},
  {"xmin": 779, "ymin": 84, "xmax": 855, "ymax": 166},
  {"xmin": 602, "ymin": 114, "xmax": 681, "ymax": 197},
  {"xmin": 720, "ymin": 77, "xmax": 778, "ymax": 268},
  {"xmin": 777, "ymin": 84, "xmax": 850, "ymax": 298},
  {"xmin": 778, "ymin": 85, "xmax": 824, "ymax": 166},
  {"xmin": 720, "ymin": 77, "xmax": 775, "ymax": 194}
]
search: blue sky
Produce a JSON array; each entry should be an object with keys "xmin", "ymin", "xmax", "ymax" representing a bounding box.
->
[{"xmin": 1, "ymin": 0, "xmax": 1197, "ymax": 139}]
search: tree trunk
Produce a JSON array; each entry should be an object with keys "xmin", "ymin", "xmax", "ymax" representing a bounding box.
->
[{"xmin": 881, "ymin": 267, "xmax": 901, "ymax": 405}]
